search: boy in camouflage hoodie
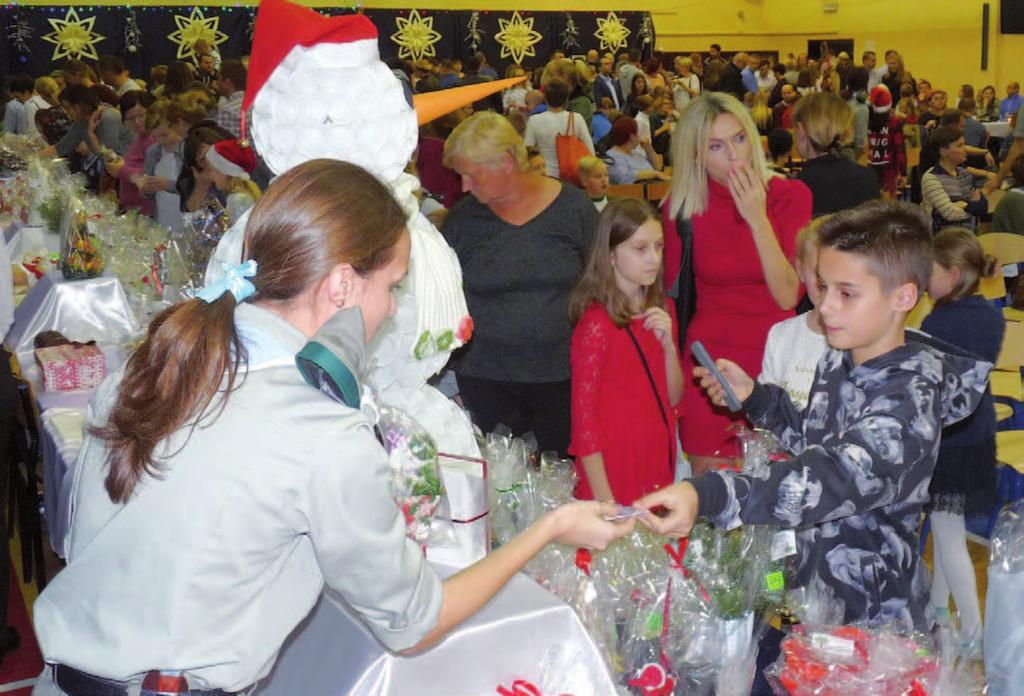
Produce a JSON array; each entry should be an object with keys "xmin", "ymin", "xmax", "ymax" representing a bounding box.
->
[{"xmin": 639, "ymin": 201, "xmax": 992, "ymax": 630}]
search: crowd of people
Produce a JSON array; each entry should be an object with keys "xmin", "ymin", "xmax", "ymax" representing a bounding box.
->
[
  {"xmin": 3, "ymin": 41, "xmax": 260, "ymax": 234},
  {"xmin": 9, "ymin": 22, "xmax": 1024, "ymax": 694},
  {"xmin": 403, "ymin": 41, "xmax": 1023, "ymax": 684}
]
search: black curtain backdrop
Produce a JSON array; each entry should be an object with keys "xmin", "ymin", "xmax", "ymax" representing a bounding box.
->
[{"xmin": 0, "ymin": 6, "xmax": 653, "ymax": 80}]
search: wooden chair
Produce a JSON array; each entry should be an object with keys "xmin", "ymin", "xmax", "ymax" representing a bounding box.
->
[
  {"xmin": 992, "ymin": 371, "xmax": 1023, "ymax": 402},
  {"xmin": 985, "ymin": 321, "xmax": 1024, "ymax": 535},
  {"xmin": 996, "ymin": 402, "xmax": 1015, "ymax": 422},
  {"xmin": 607, "ymin": 183, "xmax": 645, "ymax": 200},
  {"xmin": 645, "ymin": 180, "xmax": 670, "ymax": 203},
  {"xmin": 1006, "ymin": 306, "xmax": 1024, "ymax": 323},
  {"xmin": 8, "ymin": 379, "xmax": 46, "ymax": 592},
  {"xmin": 996, "ymin": 320, "xmax": 1024, "ymax": 371},
  {"xmin": 979, "ymin": 232, "xmax": 1024, "ymax": 267},
  {"xmin": 979, "ymin": 274, "xmax": 1007, "ymax": 301}
]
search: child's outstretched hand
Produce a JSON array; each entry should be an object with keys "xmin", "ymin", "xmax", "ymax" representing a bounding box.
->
[
  {"xmin": 694, "ymin": 359, "xmax": 754, "ymax": 408},
  {"xmin": 632, "ymin": 482, "xmax": 699, "ymax": 538}
]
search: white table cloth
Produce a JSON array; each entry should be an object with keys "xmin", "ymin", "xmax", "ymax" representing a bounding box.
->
[
  {"xmin": 6, "ymin": 270, "xmax": 137, "ymax": 359},
  {"xmin": 255, "ymin": 564, "xmax": 617, "ymax": 696},
  {"xmin": 3, "ymin": 223, "xmax": 59, "ymax": 260},
  {"xmin": 984, "ymin": 121, "xmax": 1012, "ymax": 139},
  {"xmin": 40, "ymin": 407, "xmax": 85, "ymax": 556}
]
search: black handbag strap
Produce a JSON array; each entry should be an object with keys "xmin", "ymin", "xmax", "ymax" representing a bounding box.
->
[
  {"xmin": 672, "ymin": 214, "xmax": 696, "ymax": 349},
  {"xmin": 625, "ymin": 324, "xmax": 673, "ymax": 473}
]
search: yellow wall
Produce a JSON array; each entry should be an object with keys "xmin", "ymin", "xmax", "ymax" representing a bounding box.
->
[
  {"xmin": 652, "ymin": 0, "xmax": 1023, "ymax": 99},
  {"xmin": 14, "ymin": 0, "xmax": 1022, "ymax": 95}
]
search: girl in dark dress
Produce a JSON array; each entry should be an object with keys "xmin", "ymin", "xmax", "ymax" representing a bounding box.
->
[{"xmin": 923, "ymin": 227, "xmax": 1005, "ymax": 648}]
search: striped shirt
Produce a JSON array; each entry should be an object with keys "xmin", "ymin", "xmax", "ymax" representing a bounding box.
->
[{"xmin": 921, "ymin": 165, "xmax": 985, "ymax": 231}]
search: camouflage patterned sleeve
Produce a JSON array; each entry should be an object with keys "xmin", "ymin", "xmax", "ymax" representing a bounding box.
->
[
  {"xmin": 699, "ymin": 373, "xmax": 941, "ymax": 530},
  {"xmin": 742, "ymin": 380, "xmax": 808, "ymax": 455}
]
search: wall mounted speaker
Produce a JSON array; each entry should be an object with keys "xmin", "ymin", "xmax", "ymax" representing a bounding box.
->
[
  {"xmin": 1002, "ymin": 0, "xmax": 1024, "ymax": 33},
  {"xmin": 983, "ymin": 3, "xmax": 990, "ymax": 69}
]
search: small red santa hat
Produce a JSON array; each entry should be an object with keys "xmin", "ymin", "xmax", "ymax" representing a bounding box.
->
[
  {"xmin": 205, "ymin": 139, "xmax": 257, "ymax": 180},
  {"xmin": 869, "ymin": 85, "xmax": 893, "ymax": 113}
]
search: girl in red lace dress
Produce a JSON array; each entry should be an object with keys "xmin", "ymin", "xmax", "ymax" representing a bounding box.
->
[{"xmin": 569, "ymin": 199, "xmax": 684, "ymax": 504}]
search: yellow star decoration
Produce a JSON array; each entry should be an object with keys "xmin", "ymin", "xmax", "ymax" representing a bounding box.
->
[
  {"xmin": 168, "ymin": 7, "xmax": 228, "ymax": 63},
  {"xmin": 495, "ymin": 11, "xmax": 542, "ymax": 66},
  {"xmin": 42, "ymin": 8, "xmax": 105, "ymax": 62},
  {"xmin": 390, "ymin": 9, "xmax": 442, "ymax": 62},
  {"xmin": 594, "ymin": 11, "xmax": 631, "ymax": 53}
]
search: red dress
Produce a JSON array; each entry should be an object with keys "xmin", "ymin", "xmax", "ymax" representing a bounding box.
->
[
  {"xmin": 570, "ymin": 302, "xmax": 679, "ymax": 504},
  {"xmin": 663, "ymin": 176, "xmax": 812, "ymax": 458}
]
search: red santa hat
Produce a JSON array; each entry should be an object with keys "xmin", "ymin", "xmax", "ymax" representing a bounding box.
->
[
  {"xmin": 205, "ymin": 139, "xmax": 257, "ymax": 180},
  {"xmin": 244, "ymin": 0, "xmax": 525, "ymax": 134},
  {"xmin": 869, "ymin": 85, "xmax": 893, "ymax": 113},
  {"xmin": 242, "ymin": 0, "xmax": 377, "ymax": 118}
]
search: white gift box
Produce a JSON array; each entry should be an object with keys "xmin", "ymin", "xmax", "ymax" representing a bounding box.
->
[{"xmin": 426, "ymin": 453, "xmax": 489, "ymax": 568}]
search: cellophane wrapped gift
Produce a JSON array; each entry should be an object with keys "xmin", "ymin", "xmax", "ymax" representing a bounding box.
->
[
  {"xmin": 96, "ymin": 211, "xmax": 180, "ymax": 324},
  {"xmin": 615, "ymin": 537, "xmax": 716, "ymax": 695},
  {"xmin": 23, "ymin": 151, "xmax": 66, "ymax": 229},
  {"xmin": 680, "ymin": 523, "xmax": 785, "ymax": 695},
  {"xmin": 58, "ymin": 195, "xmax": 104, "ymax": 280},
  {"xmin": 735, "ymin": 425, "xmax": 790, "ymax": 478},
  {"xmin": 0, "ymin": 173, "xmax": 29, "ymax": 228},
  {"xmin": 427, "ymin": 453, "xmax": 489, "ymax": 567},
  {"xmin": 34, "ymin": 159, "xmax": 79, "ymax": 234},
  {"xmin": 483, "ymin": 428, "xmax": 800, "ymax": 694},
  {"xmin": 985, "ymin": 500, "xmax": 1024, "ymax": 696},
  {"xmin": 765, "ymin": 624, "xmax": 940, "ymax": 696},
  {"xmin": 379, "ymin": 406, "xmax": 446, "ymax": 545},
  {"xmin": 784, "ymin": 580, "xmax": 846, "ymax": 629},
  {"xmin": 173, "ymin": 198, "xmax": 230, "ymax": 291},
  {"xmin": 34, "ymin": 343, "xmax": 106, "ymax": 392},
  {"xmin": 485, "ymin": 428, "xmax": 533, "ymax": 548},
  {"xmin": 929, "ymin": 619, "xmax": 985, "ymax": 696}
]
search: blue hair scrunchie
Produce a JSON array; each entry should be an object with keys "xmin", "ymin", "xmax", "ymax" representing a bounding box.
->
[{"xmin": 196, "ymin": 260, "xmax": 258, "ymax": 304}]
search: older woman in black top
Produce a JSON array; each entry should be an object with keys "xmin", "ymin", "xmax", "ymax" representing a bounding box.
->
[{"xmin": 441, "ymin": 112, "xmax": 597, "ymax": 455}]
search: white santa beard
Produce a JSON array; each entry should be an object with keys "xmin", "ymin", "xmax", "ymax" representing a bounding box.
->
[{"xmin": 251, "ymin": 40, "xmax": 418, "ymax": 182}]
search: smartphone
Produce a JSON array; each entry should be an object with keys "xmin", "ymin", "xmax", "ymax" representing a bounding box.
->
[{"xmin": 691, "ymin": 340, "xmax": 743, "ymax": 412}]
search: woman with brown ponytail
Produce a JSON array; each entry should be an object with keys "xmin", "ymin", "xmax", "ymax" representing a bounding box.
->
[{"xmin": 30, "ymin": 159, "xmax": 632, "ymax": 696}]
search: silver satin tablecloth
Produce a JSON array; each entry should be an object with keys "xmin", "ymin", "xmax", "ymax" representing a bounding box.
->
[
  {"xmin": 8, "ymin": 270, "xmax": 132, "ymax": 556},
  {"xmin": 6, "ymin": 270, "xmax": 137, "ymax": 359},
  {"xmin": 256, "ymin": 565, "xmax": 617, "ymax": 696}
]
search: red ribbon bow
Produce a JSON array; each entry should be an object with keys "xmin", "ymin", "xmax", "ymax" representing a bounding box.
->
[
  {"xmin": 496, "ymin": 681, "xmax": 542, "ymax": 696},
  {"xmin": 574, "ymin": 548, "xmax": 592, "ymax": 576},
  {"xmin": 663, "ymin": 540, "xmax": 686, "ymax": 570},
  {"xmin": 627, "ymin": 663, "xmax": 677, "ymax": 696},
  {"xmin": 665, "ymin": 539, "xmax": 711, "ymax": 603}
]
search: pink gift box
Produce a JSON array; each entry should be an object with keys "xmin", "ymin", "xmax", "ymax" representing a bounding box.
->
[{"xmin": 34, "ymin": 344, "xmax": 107, "ymax": 392}]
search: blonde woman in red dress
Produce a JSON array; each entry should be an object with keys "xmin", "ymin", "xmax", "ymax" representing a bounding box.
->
[{"xmin": 662, "ymin": 93, "xmax": 812, "ymax": 475}]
